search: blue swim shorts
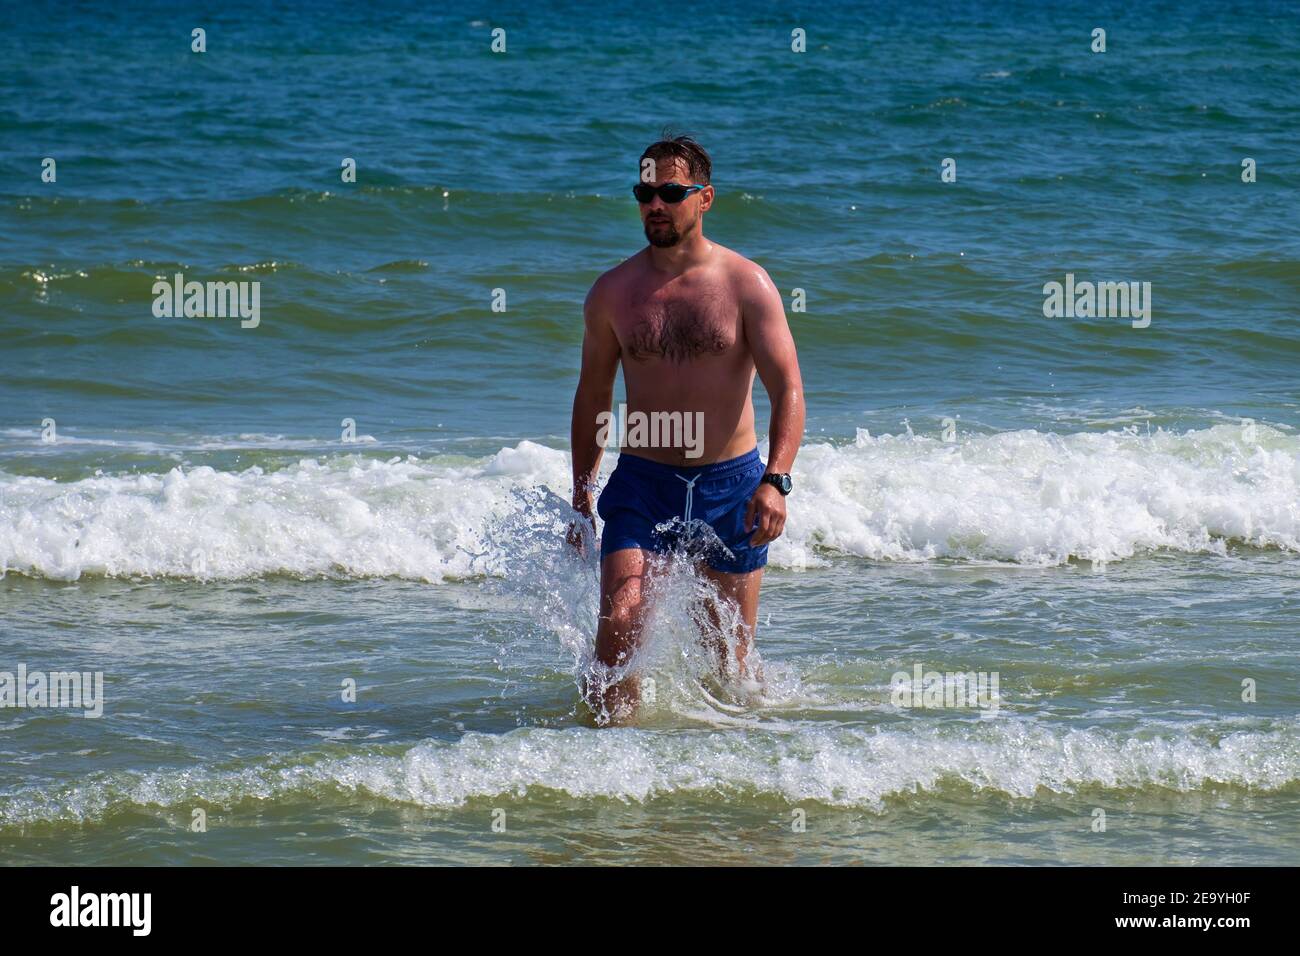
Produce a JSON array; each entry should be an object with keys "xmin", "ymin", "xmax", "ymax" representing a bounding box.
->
[{"xmin": 596, "ymin": 447, "xmax": 769, "ymax": 574}]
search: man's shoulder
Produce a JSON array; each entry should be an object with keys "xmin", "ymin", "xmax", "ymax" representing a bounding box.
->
[
  {"xmin": 714, "ymin": 246, "xmax": 777, "ymax": 299},
  {"xmin": 584, "ymin": 251, "xmax": 643, "ymax": 321},
  {"xmin": 587, "ymin": 251, "xmax": 642, "ymax": 300},
  {"xmin": 601, "ymin": 249, "xmax": 649, "ymax": 283}
]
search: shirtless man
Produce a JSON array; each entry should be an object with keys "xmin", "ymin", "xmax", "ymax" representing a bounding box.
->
[{"xmin": 570, "ymin": 134, "xmax": 805, "ymax": 722}]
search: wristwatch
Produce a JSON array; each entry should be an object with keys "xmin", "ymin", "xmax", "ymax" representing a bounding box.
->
[{"xmin": 761, "ymin": 472, "xmax": 793, "ymax": 496}]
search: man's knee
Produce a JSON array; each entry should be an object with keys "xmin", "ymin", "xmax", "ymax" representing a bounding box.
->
[
  {"xmin": 596, "ymin": 597, "xmax": 643, "ymax": 665},
  {"xmin": 604, "ymin": 601, "xmax": 638, "ymax": 631},
  {"xmin": 602, "ymin": 599, "xmax": 642, "ymax": 640}
]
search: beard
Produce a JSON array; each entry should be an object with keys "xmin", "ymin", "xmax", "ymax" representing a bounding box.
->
[{"xmin": 644, "ymin": 216, "xmax": 682, "ymax": 247}]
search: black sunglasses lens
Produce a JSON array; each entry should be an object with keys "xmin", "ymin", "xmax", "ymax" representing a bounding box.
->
[{"xmin": 633, "ymin": 183, "xmax": 695, "ymax": 203}]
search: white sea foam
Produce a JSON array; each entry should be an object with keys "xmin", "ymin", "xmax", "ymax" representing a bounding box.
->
[
  {"xmin": 3, "ymin": 718, "xmax": 1296, "ymax": 826},
  {"xmin": 0, "ymin": 425, "xmax": 1296, "ymax": 581},
  {"xmin": 769, "ymin": 421, "xmax": 1299, "ymax": 566},
  {"xmin": 0, "ymin": 427, "xmax": 378, "ymax": 451}
]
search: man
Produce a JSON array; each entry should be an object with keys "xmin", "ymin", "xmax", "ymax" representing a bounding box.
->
[{"xmin": 569, "ymin": 134, "xmax": 805, "ymax": 722}]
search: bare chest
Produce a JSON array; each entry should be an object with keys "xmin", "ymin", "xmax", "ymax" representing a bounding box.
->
[{"xmin": 617, "ymin": 287, "xmax": 739, "ymax": 364}]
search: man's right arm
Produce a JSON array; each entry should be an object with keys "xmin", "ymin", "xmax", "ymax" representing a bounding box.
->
[{"xmin": 571, "ymin": 276, "xmax": 621, "ymax": 519}]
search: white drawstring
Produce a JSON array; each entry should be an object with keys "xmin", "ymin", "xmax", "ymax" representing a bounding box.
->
[{"xmin": 675, "ymin": 473, "xmax": 699, "ymax": 522}]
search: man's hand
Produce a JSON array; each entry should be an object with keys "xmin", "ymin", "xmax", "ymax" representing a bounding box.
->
[
  {"xmin": 567, "ymin": 497, "xmax": 596, "ymax": 554},
  {"xmin": 744, "ymin": 482, "xmax": 787, "ymax": 546}
]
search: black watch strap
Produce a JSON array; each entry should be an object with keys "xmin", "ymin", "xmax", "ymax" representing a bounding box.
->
[{"xmin": 762, "ymin": 472, "xmax": 793, "ymax": 496}]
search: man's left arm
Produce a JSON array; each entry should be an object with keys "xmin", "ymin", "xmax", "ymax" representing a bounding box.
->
[{"xmin": 740, "ymin": 264, "xmax": 806, "ymax": 546}]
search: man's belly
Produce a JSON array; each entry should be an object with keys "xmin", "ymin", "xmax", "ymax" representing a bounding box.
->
[{"xmin": 609, "ymin": 397, "xmax": 757, "ymax": 466}]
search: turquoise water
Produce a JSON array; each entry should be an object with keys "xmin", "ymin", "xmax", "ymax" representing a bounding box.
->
[{"xmin": 1, "ymin": 1, "xmax": 1298, "ymax": 864}]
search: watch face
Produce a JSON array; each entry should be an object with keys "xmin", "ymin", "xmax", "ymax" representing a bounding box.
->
[{"xmin": 779, "ymin": 474, "xmax": 793, "ymax": 494}]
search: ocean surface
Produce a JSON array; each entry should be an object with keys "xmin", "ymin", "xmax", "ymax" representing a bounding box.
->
[{"xmin": 1, "ymin": 0, "xmax": 1298, "ymax": 865}]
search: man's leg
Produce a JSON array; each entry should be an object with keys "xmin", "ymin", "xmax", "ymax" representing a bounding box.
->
[
  {"xmin": 700, "ymin": 566, "xmax": 764, "ymax": 683},
  {"xmin": 586, "ymin": 547, "xmax": 655, "ymax": 721}
]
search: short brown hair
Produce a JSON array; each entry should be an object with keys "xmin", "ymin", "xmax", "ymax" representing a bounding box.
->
[{"xmin": 640, "ymin": 130, "xmax": 712, "ymax": 184}]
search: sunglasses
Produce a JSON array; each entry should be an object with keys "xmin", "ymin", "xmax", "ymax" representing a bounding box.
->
[{"xmin": 632, "ymin": 182, "xmax": 707, "ymax": 204}]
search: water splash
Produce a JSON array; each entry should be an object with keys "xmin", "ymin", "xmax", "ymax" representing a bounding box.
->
[{"xmin": 477, "ymin": 494, "xmax": 780, "ymax": 727}]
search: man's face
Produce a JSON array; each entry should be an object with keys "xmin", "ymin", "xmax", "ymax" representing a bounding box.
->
[{"xmin": 639, "ymin": 158, "xmax": 711, "ymax": 248}]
